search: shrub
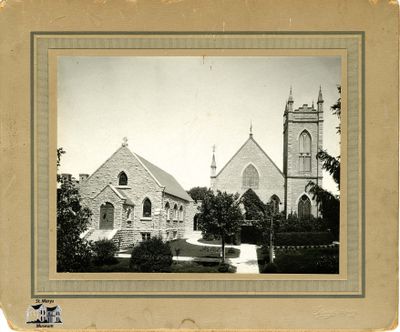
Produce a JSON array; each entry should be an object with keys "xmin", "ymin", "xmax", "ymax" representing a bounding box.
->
[
  {"xmin": 217, "ymin": 263, "xmax": 236, "ymax": 273},
  {"xmin": 129, "ymin": 237, "xmax": 173, "ymax": 272},
  {"xmin": 263, "ymin": 262, "xmax": 279, "ymax": 273},
  {"xmin": 273, "ymin": 248, "xmax": 339, "ymax": 274},
  {"xmin": 274, "ymin": 232, "xmax": 334, "ymax": 246},
  {"xmin": 274, "ymin": 213, "xmax": 329, "ymax": 233},
  {"xmin": 91, "ymin": 239, "xmax": 118, "ymax": 266},
  {"xmin": 203, "ymin": 233, "xmax": 215, "ymax": 241}
]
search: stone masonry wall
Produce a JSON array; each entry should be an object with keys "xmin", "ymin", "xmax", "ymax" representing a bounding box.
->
[
  {"xmin": 214, "ymin": 137, "xmax": 285, "ymax": 208},
  {"xmin": 284, "ymin": 105, "xmax": 323, "ymax": 216}
]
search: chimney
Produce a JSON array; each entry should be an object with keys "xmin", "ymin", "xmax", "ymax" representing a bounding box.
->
[{"xmin": 79, "ymin": 173, "xmax": 89, "ymax": 183}]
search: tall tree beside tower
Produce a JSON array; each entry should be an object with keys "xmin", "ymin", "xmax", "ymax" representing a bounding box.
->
[{"xmin": 307, "ymin": 85, "xmax": 341, "ymax": 240}]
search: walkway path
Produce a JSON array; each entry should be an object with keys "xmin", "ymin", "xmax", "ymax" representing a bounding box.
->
[
  {"xmin": 185, "ymin": 232, "xmax": 260, "ymax": 274},
  {"xmin": 229, "ymin": 244, "xmax": 259, "ymax": 273}
]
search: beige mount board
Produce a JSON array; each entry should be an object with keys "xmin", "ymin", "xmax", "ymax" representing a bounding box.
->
[{"xmin": 0, "ymin": 0, "xmax": 398, "ymax": 331}]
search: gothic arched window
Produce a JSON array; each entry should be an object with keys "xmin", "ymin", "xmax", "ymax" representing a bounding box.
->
[
  {"xmin": 179, "ymin": 205, "xmax": 184, "ymax": 222},
  {"xmin": 298, "ymin": 194, "xmax": 311, "ymax": 219},
  {"xmin": 269, "ymin": 195, "xmax": 280, "ymax": 215},
  {"xmin": 173, "ymin": 204, "xmax": 178, "ymax": 221},
  {"xmin": 118, "ymin": 171, "xmax": 128, "ymax": 185},
  {"xmin": 299, "ymin": 130, "xmax": 311, "ymax": 172},
  {"xmin": 142, "ymin": 198, "xmax": 152, "ymax": 218},
  {"xmin": 242, "ymin": 164, "xmax": 259, "ymax": 189},
  {"xmin": 165, "ymin": 202, "xmax": 170, "ymax": 221}
]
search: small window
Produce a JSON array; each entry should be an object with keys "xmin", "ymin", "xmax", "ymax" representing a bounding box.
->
[
  {"xmin": 269, "ymin": 195, "xmax": 280, "ymax": 215},
  {"xmin": 165, "ymin": 202, "xmax": 170, "ymax": 221},
  {"xmin": 173, "ymin": 204, "xmax": 178, "ymax": 221},
  {"xmin": 118, "ymin": 171, "xmax": 128, "ymax": 185},
  {"xmin": 298, "ymin": 194, "xmax": 311, "ymax": 219},
  {"xmin": 179, "ymin": 205, "xmax": 184, "ymax": 222},
  {"xmin": 141, "ymin": 232, "xmax": 151, "ymax": 241},
  {"xmin": 142, "ymin": 198, "xmax": 152, "ymax": 218}
]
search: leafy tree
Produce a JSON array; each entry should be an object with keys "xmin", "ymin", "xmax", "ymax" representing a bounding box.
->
[
  {"xmin": 91, "ymin": 239, "xmax": 118, "ymax": 266},
  {"xmin": 57, "ymin": 148, "xmax": 93, "ymax": 272},
  {"xmin": 130, "ymin": 237, "xmax": 173, "ymax": 272},
  {"xmin": 198, "ymin": 190, "xmax": 243, "ymax": 262},
  {"xmin": 187, "ymin": 186, "xmax": 210, "ymax": 203},
  {"xmin": 307, "ymin": 85, "xmax": 341, "ymax": 240},
  {"xmin": 241, "ymin": 188, "xmax": 268, "ymax": 221}
]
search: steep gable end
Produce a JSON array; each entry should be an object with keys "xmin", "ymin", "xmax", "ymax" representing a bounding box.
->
[{"xmin": 217, "ymin": 136, "xmax": 283, "ymax": 177}]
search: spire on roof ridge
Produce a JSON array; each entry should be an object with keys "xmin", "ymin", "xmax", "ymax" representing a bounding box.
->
[
  {"xmin": 318, "ymin": 85, "xmax": 323, "ymax": 103},
  {"xmin": 288, "ymin": 86, "xmax": 294, "ymax": 103},
  {"xmin": 250, "ymin": 121, "xmax": 253, "ymax": 138}
]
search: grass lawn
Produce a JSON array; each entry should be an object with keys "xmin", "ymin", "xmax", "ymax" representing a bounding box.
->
[
  {"xmin": 257, "ymin": 246, "xmax": 339, "ymax": 274},
  {"xmin": 171, "ymin": 261, "xmax": 236, "ymax": 273},
  {"xmin": 168, "ymin": 239, "xmax": 240, "ymax": 259},
  {"xmin": 86, "ymin": 258, "xmax": 131, "ymax": 272},
  {"xmin": 83, "ymin": 258, "xmax": 237, "ymax": 273}
]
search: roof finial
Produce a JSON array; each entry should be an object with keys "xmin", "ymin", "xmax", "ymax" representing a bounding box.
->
[
  {"xmin": 211, "ymin": 145, "xmax": 216, "ymax": 170},
  {"xmin": 250, "ymin": 121, "xmax": 253, "ymax": 137},
  {"xmin": 288, "ymin": 86, "xmax": 294, "ymax": 103},
  {"xmin": 318, "ymin": 85, "xmax": 323, "ymax": 103},
  {"xmin": 122, "ymin": 137, "xmax": 128, "ymax": 147}
]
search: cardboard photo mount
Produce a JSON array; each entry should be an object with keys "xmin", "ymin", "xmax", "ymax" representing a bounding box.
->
[{"xmin": 0, "ymin": 0, "xmax": 398, "ymax": 330}]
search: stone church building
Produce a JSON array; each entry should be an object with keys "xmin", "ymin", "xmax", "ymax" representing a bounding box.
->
[
  {"xmin": 78, "ymin": 140, "xmax": 198, "ymax": 248},
  {"xmin": 210, "ymin": 87, "xmax": 324, "ymax": 219},
  {"xmin": 76, "ymin": 87, "xmax": 324, "ymax": 247}
]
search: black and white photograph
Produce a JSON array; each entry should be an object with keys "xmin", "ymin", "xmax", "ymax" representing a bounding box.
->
[{"xmin": 57, "ymin": 56, "xmax": 341, "ymax": 274}]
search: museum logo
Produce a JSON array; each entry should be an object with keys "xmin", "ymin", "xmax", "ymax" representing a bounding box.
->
[{"xmin": 26, "ymin": 300, "xmax": 62, "ymax": 327}]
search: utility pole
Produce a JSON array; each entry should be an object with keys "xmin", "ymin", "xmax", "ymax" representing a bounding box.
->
[{"xmin": 269, "ymin": 215, "xmax": 274, "ymax": 263}]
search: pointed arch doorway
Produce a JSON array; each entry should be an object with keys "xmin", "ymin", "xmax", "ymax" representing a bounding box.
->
[{"xmin": 100, "ymin": 202, "xmax": 114, "ymax": 229}]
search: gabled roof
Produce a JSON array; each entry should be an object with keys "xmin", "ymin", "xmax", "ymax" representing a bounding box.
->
[
  {"xmin": 135, "ymin": 153, "xmax": 192, "ymax": 202},
  {"xmin": 47, "ymin": 306, "xmax": 60, "ymax": 312},
  {"xmin": 114, "ymin": 187, "xmax": 135, "ymax": 206},
  {"xmin": 86, "ymin": 145, "xmax": 192, "ymax": 202},
  {"xmin": 31, "ymin": 304, "xmax": 44, "ymax": 310},
  {"xmin": 216, "ymin": 136, "xmax": 284, "ymax": 177}
]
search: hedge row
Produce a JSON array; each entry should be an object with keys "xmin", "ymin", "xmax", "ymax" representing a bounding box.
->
[{"xmin": 274, "ymin": 232, "xmax": 334, "ymax": 246}]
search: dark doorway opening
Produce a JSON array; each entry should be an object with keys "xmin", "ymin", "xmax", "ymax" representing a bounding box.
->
[
  {"xmin": 193, "ymin": 214, "xmax": 200, "ymax": 231},
  {"xmin": 240, "ymin": 226, "xmax": 262, "ymax": 244}
]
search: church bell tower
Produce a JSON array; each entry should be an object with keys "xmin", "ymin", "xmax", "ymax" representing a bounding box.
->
[{"xmin": 283, "ymin": 87, "xmax": 324, "ymax": 217}]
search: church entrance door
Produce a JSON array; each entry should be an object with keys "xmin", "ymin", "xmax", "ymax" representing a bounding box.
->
[
  {"xmin": 100, "ymin": 202, "xmax": 114, "ymax": 230},
  {"xmin": 240, "ymin": 226, "xmax": 262, "ymax": 244}
]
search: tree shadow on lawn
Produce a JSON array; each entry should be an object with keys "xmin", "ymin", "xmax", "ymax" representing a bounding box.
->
[{"xmin": 168, "ymin": 239, "xmax": 240, "ymax": 259}]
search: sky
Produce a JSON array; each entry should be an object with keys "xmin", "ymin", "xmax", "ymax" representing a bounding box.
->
[{"xmin": 58, "ymin": 56, "xmax": 341, "ymax": 194}]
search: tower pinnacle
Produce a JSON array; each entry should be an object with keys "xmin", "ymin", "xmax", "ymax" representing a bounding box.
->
[
  {"xmin": 287, "ymin": 86, "xmax": 294, "ymax": 111},
  {"xmin": 317, "ymin": 85, "xmax": 324, "ymax": 103},
  {"xmin": 250, "ymin": 121, "xmax": 253, "ymax": 138},
  {"xmin": 210, "ymin": 145, "xmax": 217, "ymax": 182},
  {"xmin": 288, "ymin": 86, "xmax": 294, "ymax": 103}
]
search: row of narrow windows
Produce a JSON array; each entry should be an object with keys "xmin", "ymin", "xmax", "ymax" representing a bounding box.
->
[
  {"xmin": 100, "ymin": 199, "xmax": 186, "ymax": 223},
  {"xmin": 165, "ymin": 202, "xmax": 184, "ymax": 221}
]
